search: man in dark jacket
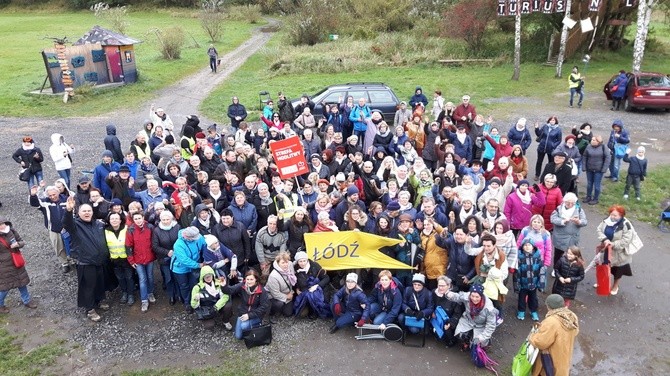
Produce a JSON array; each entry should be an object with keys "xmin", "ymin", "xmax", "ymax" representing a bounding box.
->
[
  {"xmin": 440, "ymin": 227, "xmax": 475, "ymax": 292},
  {"xmin": 106, "ymin": 165, "xmax": 134, "ymax": 208},
  {"xmin": 213, "ymin": 209, "xmax": 251, "ymax": 280},
  {"xmin": 277, "ymin": 92, "xmax": 296, "ymax": 123},
  {"xmin": 540, "ymin": 151, "xmax": 574, "ymax": 195},
  {"xmin": 63, "ymin": 196, "xmax": 112, "ymax": 322},
  {"xmin": 227, "ymin": 97, "xmax": 247, "ymax": 130},
  {"xmin": 103, "ymin": 124, "xmax": 124, "ymax": 164},
  {"xmin": 409, "ymin": 86, "xmax": 428, "ymax": 110}
]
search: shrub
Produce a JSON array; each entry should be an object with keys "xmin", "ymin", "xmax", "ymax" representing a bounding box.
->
[
  {"xmin": 347, "ymin": 0, "xmax": 412, "ymax": 33},
  {"xmin": 444, "ymin": 0, "xmax": 496, "ymax": 54},
  {"xmin": 285, "ymin": 0, "xmax": 341, "ymax": 46},
  {"xmin": 152, "ymin": 26, "xmax": 186, "ymax": 59},
  {"xmin": 200, "ymin": 0, "xmax": 225, "ymax": 42},
  {"xmin": 225, "ymin": 4, "xmax": 262, "ymax": 24},
  {"xmin": 91, "ymin": 2, "xmax": 129, "ymax": 35}
]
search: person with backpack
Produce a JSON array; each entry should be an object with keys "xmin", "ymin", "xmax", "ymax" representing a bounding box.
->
[
  {"xmin": 582, "ymin": 135, "xmax": 611, "ymax": 205},
  {"xmin": 13, "ymin": 136, "xmax": 44, "ymax": 190}
]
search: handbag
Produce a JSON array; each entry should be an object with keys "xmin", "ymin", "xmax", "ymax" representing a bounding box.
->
[
  {"xmin": 404, "ymin": 316, "xmax": 425, "ymax": 328},
  {"xmin": 242, "ymin": 323, "xmax": 272, "ymax": 349},
  {"xmin": 614, "ymin": 143, "xmax": 627, "ymax": 158},
  {"xmin": 194, "ymin": 305, "xmax": 217, "ymax": 320},
  {"xmin": 512, "ymin": 328, "xmax": 539, "ymax": 376},
  {"xmin": 610, "ymin": 84, "xmax": 619, "ymax": 92},
  {"xmin": 430, "ymin": 306, "xmax": 450, "ymax": 338},
  {"xmin": 596, "ymin": 244, "xmax": 612, "ymax": 296},
  {"xmin": 540, "ymin": 351, "xmax": 555, "ymax": 376},
  {"xmin": 18, "ymin": 168, "xmax": 30, "ymax": 182},
  {"xmin": 627, "ymin": 227, "xmax": 643, "ymax": 255},
  {"xmin": 0, "ymin": 236, "xmax": 25, "ymax": 268}
]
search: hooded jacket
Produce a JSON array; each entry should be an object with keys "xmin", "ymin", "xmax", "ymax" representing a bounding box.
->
[
  {"xmin": 529, "ymin": 308, "xmax": 579, "ymax": 376},
  {"xmin": 535, "ymin": 123, "xmax": 563, "ymax": 154},
  {"xmin": 63, "ymin": 210, "xmax": 108, "ymax": 266},
  {"xmin": 364, "ymin": 280, "xmax": 403, "ymax": 324},
  {"xmin": 607, "ymin": 120, "xmax": 630, "ymax": 153},
  {"xmin": 171, "ymin": 229, "xmax": 206, "ymax": 274},
  {"xmin": 190, "ymin": 265, "xmax": 230, "ymax": 310},
  {"xmin": 49, "ymin": 133, "xmax": 74, "ymax": 171},
  {"xmin": 104, "ymin": 125, "xmax": 124, "ymax": 164},
  {"xmin": 332, "ymin": 285, "xmax": 368, "ymax": 318},
  {"xmin": 409, "ymin": 86, "xmax": 428, "ymax": 109},
  {"xmin": 126, "ymin": 220, "xmax": 156, "ymax": 265},
  {"xmin": 508, "ymin": 125, "xmax": 532, "ymax": 152}
]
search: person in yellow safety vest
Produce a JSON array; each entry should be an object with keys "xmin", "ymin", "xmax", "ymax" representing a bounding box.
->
[
  {"xmin": 568, "ymin": 66, "xmax": 584, "ymax": 108},
  {"xmin": 274, "ymin": 179, "xmax": 299, "ymax": 219},
  {"xmin": 130, "ymin": 132, "xmax": 151, "ymax": 161},
  {"xmin": 180, "ymin": 125, "xmax": 196, "ymax": 160},
  {"xmin": 105, "ymin": 212, "xmax": 135, "ymax": 305}
]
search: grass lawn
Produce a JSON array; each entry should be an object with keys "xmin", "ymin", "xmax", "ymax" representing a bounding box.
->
[
  {"xmin": 0, "ymin": 10, "xmax": 259, "ymax": 118},
  {"xmin": 200, "ymin": 29, "xmax": 669, "ymax": 123}
]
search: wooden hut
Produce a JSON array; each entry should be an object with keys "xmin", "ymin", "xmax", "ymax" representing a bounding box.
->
[{"xmin": 40, "ymin": 26, "xmax": 141, "ymax": 94}]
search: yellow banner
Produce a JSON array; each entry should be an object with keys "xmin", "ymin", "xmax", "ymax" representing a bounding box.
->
[{"xmin": 304, "ymin": 231, "xmax": 415, "ymax": 271}]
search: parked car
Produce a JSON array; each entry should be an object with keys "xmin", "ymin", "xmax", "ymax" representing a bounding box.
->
[
  {"xmin": 292, "ymin": 83, "xmax": 401, "ymax": 124},
  {"xmin": 603, "ymin": 71, "xmax": 670, "ymax": 112}
]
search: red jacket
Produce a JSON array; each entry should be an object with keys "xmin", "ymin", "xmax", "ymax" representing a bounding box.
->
[
  {"xmin": 531, "ymin": 184, "xmax": 563, "ymax": 232},
  {"xmin": 126, "ymin": 221, "xmax": 156, "ymax": 265}
]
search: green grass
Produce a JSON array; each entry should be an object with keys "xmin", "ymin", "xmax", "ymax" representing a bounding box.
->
[
  {"xmin": 597, "ymin": 165, "xmax": 670, "ymax": 224},
  {"xmin": 201, "ymin": 30, "xmax": 669, "ymax": 124},
  {"xmin": 0, "ymin": 10, "xmax": 260, "ymax": 117},
  {"xmin": 0, "ymin": 324, "xmax": 66, "ymax": 376}
]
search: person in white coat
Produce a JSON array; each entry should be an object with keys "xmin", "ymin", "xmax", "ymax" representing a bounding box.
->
[{"xmin": 49, "ymin": 133, "xmax": 74, "ymax": 188}]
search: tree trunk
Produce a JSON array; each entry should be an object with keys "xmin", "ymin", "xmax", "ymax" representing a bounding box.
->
[
  {"xmin": 512, "ymin": 12, "xmax": 521, "ymax": 81},
  {"xmin": 632, "ymin": 0, "xmax": 655, "ymax": 73},
  {"xmin": 555, "ymin": 0, "xmax": 573, "ymax": 78}
]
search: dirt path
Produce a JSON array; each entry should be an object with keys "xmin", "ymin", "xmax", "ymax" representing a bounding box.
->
[{"xmin": 0, "ymin": 24, "xmax": 669, "ymax": 375}]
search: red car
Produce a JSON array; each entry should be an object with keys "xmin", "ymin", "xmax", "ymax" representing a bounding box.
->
[{"xmin": 603, "ymin": 72, "xmax": 670, "ymax": 112}]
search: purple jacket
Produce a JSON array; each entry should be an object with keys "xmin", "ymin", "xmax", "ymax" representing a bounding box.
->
[{"xmin": 503, "ymin": 189, "xmax": 546, "ymax": 230}]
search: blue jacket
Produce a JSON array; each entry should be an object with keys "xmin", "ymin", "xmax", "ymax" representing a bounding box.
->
[
  {"xmin": 401, "ymin": 286, "xmax": 433, "ymax": 317},
  {"xmin": 93, "ymin": 161, "xmax": 120, "ymax": 200},
  {"xmin": 349, "ymin": 104, "xmax": 371, "ymax": 132},
  {"xmin": 365, "ymin": 281, "xmax": 403, "ymax": 324},
  {"xmin": 171, "ymin": 229, "xmax": 206, "ymax": 274},
  {"xmin": 623, "ymin": 153, "xmax": 647, "ymax": 177},
  {"xmin": 332, "ymin": 286, "xmax": 368, "ymax": 318},
  {"xmin": 229, "ymin": 202, "xmax": 258, "ymax": 233},
  {"xmin": 514, "ymin": 248, "xmax": 544, "ymax": 291},
  {"xmin": 30, "ymin": 194, "xmax": 67, "ymax": 233},
  {"xmin": 508, "ymin": 126, "xmax": 532, "ymax": 153},
  {"xmin": 445, "ymin": 129, "xmax": 473, "ymax": 162},
  {"xmin": 442, "ymin": 237, "xmax": 476, "ymax": 280},
  {"xmin": 611, "ymin": 73, "xmax": 629, "ymax": 99},
  {"xmin": 123, "ymin": 160, "xmax": 140, "ymax": 179},
  {"xmin": 409, "ymin": 86, "xmax": 428, "ymax": 109},
  {"xmin": 535, "ymin": 124, "xmax": 562, "ymax": 154},
  {"xmin": 607, "ymin": 120, "xmax": 630, "ymax": 152}
]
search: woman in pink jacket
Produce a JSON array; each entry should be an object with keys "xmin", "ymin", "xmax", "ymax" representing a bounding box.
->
[
  {"xmin": 504, "ymin": 180, "xmax": 546, "ymax": 237},
  {"xmin": 516, "ymin": 214, "xmax": 554, "ymax": 268}
]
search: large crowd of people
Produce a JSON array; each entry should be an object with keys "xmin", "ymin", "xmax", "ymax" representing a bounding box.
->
[{"xmin": 3, "ymin": 92, "xmax": 646, "ymax": 373}]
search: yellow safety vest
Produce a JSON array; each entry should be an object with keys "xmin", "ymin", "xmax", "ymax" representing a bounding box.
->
[
  {"xmin": 568, "ymin": 73, "xmax": 582, "ymax": 89},
  {"xmin": 135, "ymin": 143, "xmax": 151, "ymax": 160},
  {"xmin": 180, "ymin": 136, "xmax": 195, "ymax": 159},
  {"xmin": 105, "ymin": 228, "xmax": 128, "ymax": 259}
]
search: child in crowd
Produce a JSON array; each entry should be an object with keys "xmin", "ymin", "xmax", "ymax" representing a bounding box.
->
[
  {"xmin": 551, "ymin": 246, "xmax": 585, "ymax": 308},
  {"xmin": 514, "ymin": 239, "xmax": 544, "ymax": 321},
  {"xmin": 622, "ymin": 146, "xmax": 648, "ymax": 201}
]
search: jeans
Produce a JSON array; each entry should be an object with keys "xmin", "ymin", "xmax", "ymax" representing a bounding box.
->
[
  {"xmin": 369, "ymin": 303, "xmax": 390, "ymax": 325},
  {"xmin": 517, "ymin": 288, "xmax": 538, "ymax": 313},
  {"xmin": 569, "ymin": 88, "xmax": 583, "ymax": 106},
  {"xmin": 209, "ymin": 57, "xmax": 217, "ymax": 73},
  {"xmin": 57, "ymin": 169, "xmax": 71, "ymax": 189},
  {"xmin": 27, "ymin": 170, "xmax": 43, "ymax": 190},
  {"xmin": 609, "ymin": 156, "xmax": 623, "ymax": 180},
  {"xmin": 269, "ymin": 298, "xmax": 293, "ymax": 317},
  {"xmin": 624, "ymin": 174, "xmax": 641, "ymax": 198},
  {"xmin": 234, "ymin": 316, "xmax": 262, "ymax": 340},
  {"xmin": 0, "ymin": 285, "xmax": 31, "ymax": 306},
  {"xmin": 159, "ymin": 264, "xmax": 178, "ymax": 299},
  {"xmin": 535, "ymin": 151, "xmax": 550, "ymax": 177},
  {"xmin": 586, "ymin": 170, "xmax": 604, "ymax": 200},
  {"xmin": 135, "ymin": 263, "xmax": 155, "ymax": 301},
  {"xmin": 174, "ymin": 270, "xmax": 199, "ymax": 308}
]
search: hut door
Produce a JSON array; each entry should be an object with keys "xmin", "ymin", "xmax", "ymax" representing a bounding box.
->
[{"xmin": 105, "ymin": 46, "xmax": 123, "ymax": 82}]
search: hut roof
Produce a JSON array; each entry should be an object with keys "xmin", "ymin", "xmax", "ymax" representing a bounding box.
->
[{"xmin": 74, "ymin": 25, "xmax": 141, "ymax": 46}]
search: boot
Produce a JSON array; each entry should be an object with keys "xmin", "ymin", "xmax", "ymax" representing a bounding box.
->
[
  {"xmin": 119, "ymin": 292, "xmax": 128, "ymax": 304},
  {"xmin": 126, "ymin": 295, "xmax": 135, "ymax": 306}
]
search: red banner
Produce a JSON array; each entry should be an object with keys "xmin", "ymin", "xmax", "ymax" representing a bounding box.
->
[{"xmin": 270, "ymin": 136, "xmax": 309, "ymax": 179}]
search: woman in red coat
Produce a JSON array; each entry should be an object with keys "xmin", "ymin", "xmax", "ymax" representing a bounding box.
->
[{"xmin": 531, "ymin": 174, "xmax": 563, "ymax": 232}]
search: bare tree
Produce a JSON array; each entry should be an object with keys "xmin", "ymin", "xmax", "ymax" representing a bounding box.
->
[
  {"xmin": 200, "ymin": 0, "xmax": 225, "ymax": 43},
  {"xmin": 555, "ymin": 0, "xmax": 572, "ymax": 78},
  {"xmin": 632, "ymin": 0, "xmax": 657, "ymax": 73}
]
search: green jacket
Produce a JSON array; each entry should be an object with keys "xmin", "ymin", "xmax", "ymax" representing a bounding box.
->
[{"xmin": 190, "ymin": 265, "xmax": 230, "ymax": 310}]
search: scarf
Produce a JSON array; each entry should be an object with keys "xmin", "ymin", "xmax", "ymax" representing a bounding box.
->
[
  {"xmin": 456, "ymin": 132, "xmax": 467, "ymax": 144},
  {"xmin": 603, "ymin": 217, "xmax": 622, "ymax": 240},
  {"xmin": 22, "ymin": 144, "xmax": 35, "ymax": 151},
  {"xmin": 296, "ymin": 261, "xmax": 311, "ymax": 274},
  {"xmin": 259, "ymin": 194, "xmax": 273, "ymax": 206},
  {"xmin": 198, "ymin": 216, "xmax": 210, "ymax": 228},
  {"xmin": 459, "ymin": 206, "xmax": 474, "ymax": 224},
  {"xmin": 210, "ymin": 190, "xmax": 222, "ymax": 201},
  {"xmin": 155, "ymin": 112, "xmax": 167, "ymax": 121},
  {"xmin": 399, "ymin": 202, "xmax": 413, "ymax": 211},
  {"xmin": 516, "ymin": 188, "xmax": 531, "ymax": 204},
  {"xmin": 203, "ymin": 280, "xmax": 219, "ymax": 297},
  {"xmin": 560, "ymin": 205, "xmax": 576, "ymax": 221},
  {"xmin": 469, "ymin": 294, "xmax": 485, "ymax": 318},
  {"xmin": 140, "ymin": 162, "xmax": 154, "ymax": 172},
  {"xmin": 274, "ymin": 261, "xmax": 297, "ymax": 286},
  {"xmin": 158, "ymin": 220, "xmax": 177, "ymax": 231},
  {"xmin": 0, "ymin": 226, "xmax": 10, "ymax": 234},
  {"xmin": 314, "ymin": 200, "xmax": 332, "ymax": 214},
  {"xmin": 636, "ymin": 154, "xmax": 645, "ymax": 160}
]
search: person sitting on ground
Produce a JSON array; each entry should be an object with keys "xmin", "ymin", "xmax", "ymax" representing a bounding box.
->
[
  {"xmin": 446, "ymin": 283, "xmax": 497, "ymax": 349},
  {"xmin": 222, "ymin": 269, "xmax": 270, "ymax": 340},
  {"xmin": 293, "ymin": 251, "xmax": 331, "ymax": 319},
  {"xmin": 360, "ymin": 270, "xmax": 403, "ymax": 328},
  {"xmin": 330, "ymin": 272, "xmax": 368, "ymax": 333},
  {"xmin": 266, "ymin": 251, "xmax": 297, "ymax": 317},
  {"xmin": 190, "ymin": 265, "xmax": 233, "ymax": 330},
  {"xmin": 431, "ymin": 276, "xmax": 464, "ymax": 347},
  {"xmin": 399, "ymin": 273, "xmax": 433, "ymax": 334}
]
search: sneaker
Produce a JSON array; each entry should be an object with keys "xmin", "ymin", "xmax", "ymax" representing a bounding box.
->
[
  {"xmin": 588, "ymin": 199, "xmax": 599, "ymax": 205},
  {"xmin": 0, "ymin": 306, "xmax": 9, "ymax": 314},
  {"xmin": 87, "ymin": 309, "xmax": 101, "ymax": 322},
  {"xmin": 636, "ymin": 197, "xmax": 641, "ymax": 201},
  {"xmin": 119, "ymin": 292, "xmax": 128, "ymax": 304},
  {"xmin": 141, "ymin": 300, "xmax": 149, "ymax": 312},
  {"xmin": 611, "ymin": 178, "xmax": 618, "ymax": 182},
  {"xmin": 551, "ymin": 270, "xmax": 556, "ymax": 278},
  {"xmin": 578, "ymin": 103, "xmax": 582, "ymax": 108},
  {"xmin": 224, "ymin": 322, "xmax": 233, "ymax": 331},
  {"xmin": 496, "ymin": 316, "xmax": 504, "ymax": 326},
  {"xmin": 61, "ymin": 263, "xmax": 71, "ymax": 273},
  {"xmin": 623, "ymin": 194, "xmax": 629, "ymax": 200},
  {"xmin": 127, "ymin": 295, "xmax": 135, "ymax": 306},
  {"xmin": 593, "ymin": 283, "xmax": 599, "ymax": 288},
  {"xmin": 517, "ymin": 311, "xmax": 525, "ymax": 320},
  {"xmin": 148, "ymin": 293, "xmax": 156, "ymax": 303},
  {"xmin": 531, "ymin": 312, "xmax": 540, "ymax": 321},
  {"xmin": 98, "ymin": 302, "xmax": 110, "ymax": 311},
  {"xmin": 24, "ymin": 300, "xmax": 38, "ymax": 309}
]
